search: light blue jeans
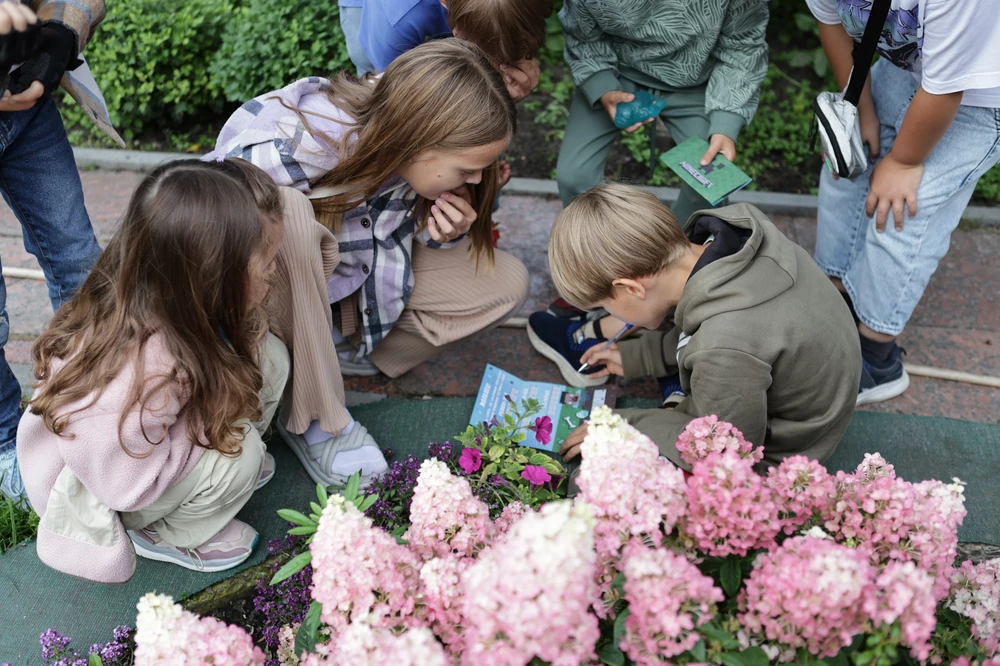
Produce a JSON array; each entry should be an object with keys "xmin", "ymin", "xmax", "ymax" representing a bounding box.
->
[
  {"xmin": 814, "ymin": 59, "xmax": 1000, "ymax": 336},
  {"xmin": 339, "ymin": 5, "xmax": 375, "ymax": 76}
]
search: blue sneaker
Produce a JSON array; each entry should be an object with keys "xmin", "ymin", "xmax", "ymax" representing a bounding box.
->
[
  {"xmin": 0, "ymin": 448, "xmax": 25, "ymax": 502},
  {"xmin": 527, "ymin": 311, "xmax": 610, "ymax": 388},
  {"xmin": 857, "ymin": 344, "xmax": 910, "ymax": 405},
  {"xmin": 658, "ymin": 373, "xmax": 686, "ymax": 409}
]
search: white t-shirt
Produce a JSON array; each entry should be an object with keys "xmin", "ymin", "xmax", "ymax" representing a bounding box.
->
[{"xmin": 806, "ymin": 0, "xmax": 1000, "ymax": 108}]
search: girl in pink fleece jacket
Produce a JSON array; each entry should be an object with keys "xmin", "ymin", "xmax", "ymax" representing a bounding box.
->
[{"xmin": 16, "ymin": 158, "xmax": 290, "ymax": 584}]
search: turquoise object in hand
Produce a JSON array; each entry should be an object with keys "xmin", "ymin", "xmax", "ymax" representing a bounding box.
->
[{"xmin": 614, "ymin": 91, "xmax": 667, "ymax": 129}]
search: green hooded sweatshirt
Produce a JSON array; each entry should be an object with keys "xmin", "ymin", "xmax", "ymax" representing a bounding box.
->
[
  {"xmin": 616, "ymin": 204, "xmax": 861, "ymax": 470},
  {"xmin": 559, "ymin": 0, "xmax": 769, "ymax": 141}
]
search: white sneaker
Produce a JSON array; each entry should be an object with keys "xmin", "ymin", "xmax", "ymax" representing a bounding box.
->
[
  {"xmin": 336, "ymin": 340, "xmax": 381, "ymax": 377},
  {"xmin": 0, "ymin": 448, "xmax": 25, "ymax": 502},
  {"xmin": 276, "ymin": 419, "xmax": 388, "ymax": 488}
]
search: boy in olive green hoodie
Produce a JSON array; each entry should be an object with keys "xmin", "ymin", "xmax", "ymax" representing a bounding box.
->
[
  {"xmin": 556, "ymin": 0, "xmax": 769, "ymax": 224},
  {"xmin": 535, "ymin": 184, "xmax": 861, "ymax": 469}
]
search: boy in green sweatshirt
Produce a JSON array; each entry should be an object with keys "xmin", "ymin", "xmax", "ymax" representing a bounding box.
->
[
  {"xmin": 537, "ymin": 184, "xmax": 860, "ymax": 469},
  {"xmin": 556, "ymin": 0, "xmax": 769, "ymax": 225}
]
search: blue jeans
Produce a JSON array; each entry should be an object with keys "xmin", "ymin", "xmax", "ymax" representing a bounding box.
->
[
  {"xmin": 814, "ymin": 60, "xmax": 1000, "ymax": 336},
  {"xmin": 339, "ymin": 6, "xmax": 376, "ymax": 76},
  {"xmin": 0, "ymin": 99, "xmax": 102, "ymax": 456}
]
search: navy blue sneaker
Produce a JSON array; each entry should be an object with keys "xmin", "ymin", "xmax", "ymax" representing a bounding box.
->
[
  {"xmin": 658, "ymin": 373, "xmax": 686, "ymax": 409},
  {"xmin": 527, "ymin": 311, "xmax": 610, "ymax": 388},
  {"xmin": 545, "ymin": 297, "xmax": 606, "ymax": 322},
  {"xmin": 857, "ymin": 344, "xmax": 910, "ymax": 405}
]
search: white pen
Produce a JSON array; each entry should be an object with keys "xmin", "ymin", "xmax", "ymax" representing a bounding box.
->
[{"xmin": 578, "ymin": 323, "xmax": 634, "ymax": 373}]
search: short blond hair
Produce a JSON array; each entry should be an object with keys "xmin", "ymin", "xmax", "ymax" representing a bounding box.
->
[{"xmin": 549, "ymin": 183, "xmax": 690, "ymax": 309}]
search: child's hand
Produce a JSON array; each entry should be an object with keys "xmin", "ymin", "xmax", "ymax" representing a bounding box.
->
[
  {"xmin": 497, "ymin": 159, "xmax": 511, "ymax": 189},
  {"xmin": 866, "ymin": 153, "xmax": 923, "ymax": 232},
  {"xmin": 700, "ymin": 134, "xmax": 737, "ymax": 166},
  {"xmin": 427, "ymin": 189, "xmax": 477, "ymax": 243},
  {"xmin": 559, "ymin": 423, "xmax": 589, "ymax": 462},
  {"xmin": 579, "ymin": 343, "xmax": 623, "ymax": 378},
  {"xmin": 501, "ymin": 59, "xmax": 540, "ymax": 102},
  {"xmin": 600, "ymin": 91, "xmax": 654, "ymax": 134}
]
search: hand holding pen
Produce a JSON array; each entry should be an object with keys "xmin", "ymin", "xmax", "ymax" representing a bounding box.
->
[{"xmin": 577, "ymin": 323, "xmax": 633, "ymax": 378}]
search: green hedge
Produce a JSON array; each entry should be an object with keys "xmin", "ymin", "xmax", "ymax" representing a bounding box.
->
[
  {"xmin": 61, "ymin": 0, "xmax": 232, "ymax": 143},
  {"xmin": 210, "ymin": 0, "xmax": 351, "ymax": 103}
]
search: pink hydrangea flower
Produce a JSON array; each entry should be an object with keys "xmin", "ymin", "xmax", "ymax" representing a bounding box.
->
[
  {"xmin": 682, "ymin": 450, "xmax": 781, "ymax": 557},
  {"xmin": 521, "ymin": 464, "xmax": 552, "ymax": 487},
  {"xmin": 862, "ymin": 561, "xmax": 937, "ymax": 661},
  {"xmin": 675, "ymin": 415, "xmax": 763, "ymax": 467},
  {"xmin": 821, "ymin": 457, "xmax": 966, "ymax": 599},
  {"xmin": 575, "ymin": 407, "xmax": 687, "ymax": 559},
  {"xmin": 133, "ymin": 592, "xmax": 266, "ymax": 665},
  {"xmin": 301, "ymin": 623, "xmax": 448, "ymax": 666},
  {"xmin": 310, "ymin": 495, "xmax": 421, "ymax": 630},
  {"xmin": 405, "ymin": 459, "xmax": 492, "ymax": 560},
  {"xmin": 619, "ymin": 539, "xmax": 724, "ymax": 663},
  {"xmin": 949, "ymin": 558, "xmax": 1000, "ymax": 658},
  {"xmin": 740, "ymin": 536, "xmax": 875, "ymax": 658},
  {"xmin": 492, "ymin": 501, "xmax": 530, "ymax": 542},
  {"xmin": 765, "ymin": 455, "xmax": 836, "ymax": 535},
  {"xmin": 419, "ymin": 555, "xmax": 471, "ymax": 654},
  {"xmin": 461, "ymin": 501, "xmax": 600, "ymax": 666},
  {"xmin": 533, "ymin": 416, "xmax": 553, "ymax": 445},
  {"xmin": 459, "ymin": 447, "xmax": 482, "ymax": 474}
]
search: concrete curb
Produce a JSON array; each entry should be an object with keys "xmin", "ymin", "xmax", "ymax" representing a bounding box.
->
[{"xmin": 74, "ymin": 147, "xmax": 1000, "ymax": 226}]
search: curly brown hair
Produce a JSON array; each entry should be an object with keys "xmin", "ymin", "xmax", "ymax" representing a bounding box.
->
[{"xmin": 28, "ymin": 158, "xmax": 283, "ymax": 456}]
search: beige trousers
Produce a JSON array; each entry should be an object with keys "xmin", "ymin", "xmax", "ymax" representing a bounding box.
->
[
  {"xmin": 268, "ymin": 187, "xmax": 530, "ymax": 436},
  {"xmin": 120, "ymin": 333, "xmax": 290, "ymax": 548}
]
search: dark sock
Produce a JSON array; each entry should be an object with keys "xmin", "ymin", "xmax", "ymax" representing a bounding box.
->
[
  {"xmin": 839, "ymin": 290, "xmax": 860, "ymax": 325},
  {"xmin": 859, "ymin": 333, "xmax": 895, "ymax": 364}
]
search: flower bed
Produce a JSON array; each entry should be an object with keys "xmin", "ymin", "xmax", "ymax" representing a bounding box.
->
[{"xmin": 17, "ymin": 408, "xmax": 1000, "ymax": 666}]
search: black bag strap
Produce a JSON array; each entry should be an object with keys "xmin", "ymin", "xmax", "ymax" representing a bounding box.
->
[{"xmin": 843, "ymin": 0, "xmax": 892, "ymax": 106}]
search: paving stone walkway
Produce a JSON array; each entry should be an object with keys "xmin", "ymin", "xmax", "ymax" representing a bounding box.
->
[{"xmin": 1, "ymin": 171, "xmax": 998, "ymax": 422}]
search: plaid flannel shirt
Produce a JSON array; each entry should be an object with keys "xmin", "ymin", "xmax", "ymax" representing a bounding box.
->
[{"xmin": 207, "ymin": 77, "xmax": 459, "ymax": 353}]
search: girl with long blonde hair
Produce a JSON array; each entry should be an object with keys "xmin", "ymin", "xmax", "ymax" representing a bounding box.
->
[
  {"xmin": 17, "ymin": 159, "xmax": 290, "ymax": 583},
  {"xmin": 208, "ymin": 39, "xmax": 529, "ymax": 488}
]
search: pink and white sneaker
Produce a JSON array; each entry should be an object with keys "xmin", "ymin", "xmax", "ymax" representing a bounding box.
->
[{"xmin": 128, "ymin": 519, "xmax": 258, "ymax": 572}]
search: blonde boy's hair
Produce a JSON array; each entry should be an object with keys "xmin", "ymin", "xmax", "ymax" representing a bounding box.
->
[{"xmin": 549, "ymin": 183, "xmax": 691, "ymax": 309}]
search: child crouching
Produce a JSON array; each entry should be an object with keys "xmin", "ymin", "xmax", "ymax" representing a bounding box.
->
[
  {"xmin": 17, "ymin": 159, "xmax": 289, "ymax": 583},
  {"xmin": 540, "ymin": 184, "xmax": 860, "ymax": 469}
]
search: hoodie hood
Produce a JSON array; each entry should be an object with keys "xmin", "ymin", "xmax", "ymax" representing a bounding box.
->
[{"xmin": 674, "ymin": 203, "xmax": 799, "ymax": 334}]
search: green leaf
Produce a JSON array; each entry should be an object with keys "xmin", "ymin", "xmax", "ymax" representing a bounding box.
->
[
  {"xmin": 701, "ymin": 620, "xmax": 741, "ymax": 651},
  {"xmin": 510, "ymin": 432, "xmax": 527, "ymax": 443},
  {"xmin": 504, "ymin": 412, "xmax": 517, "ymax": 427},
  {"xmin": 488, "ymin": 445, "xmax": 505, "ymax": 461},
  {"xmin": 358, "ymin": 494, "xmax": 378, "ymax": 512},
  {"xmin": 720, "ymin": 557, "xmax": 743, "ymax": 596},
  {"xmin": 88, "ymin": 654, "xmax": 104, "ymax": 666},
  {"xmin": 514, "ymin": 453, "xmax": 529, "ymax": 464},
  {"xmin": 310, "ymin": 501, "xmax": 323, "ymax": 517},
  {"xmin": 482, "ymin": 462, "xmax": 498, "ymax": 477},
  {"xmin": 613, "ymin": 608, "xmax": 630, "ymax": 644},
  {"xmin": 277, "ymin": 509, "xmax": 316, "ymax": 528},
  {"xmin": 287, "ymin": 525, "xmax": 316, "ymax": 536},
  {"xmin": 720, "ymin": 648, "xmax": 769, "ymax": 666},
  {"xmin": 270, "ymin": 551, "xmax": 312, "ymax": 585},
  {"xmin": 690, "ymin": 640, "xmax": 707, "ymax": 662},
  {"xmin": 295, "ymin": 600, "xmax": 323, "ymax": 656},
  {"xmin": 794, "ymin": 12, "xmax": 817, "ymax": 32},
  {"xmin": 344, "ymin": 472, "xmax": 361, "ymax": 502},
  {"xmin": 597, "ymin": 642, "xmax": 625, "ymax": 666},
  {"xmin": 813, "ymin": 49, "xmax": 830, "ymax": 78},
  {"xmin": 315, "ymin": 483, "xmax": 328, "ymax": 508},
  {"xmin": 611, "ymin": 572, "xmax": 626, "ymax": 595},
  {"xmin": 790, "ymin": 50, "xmax": 813, "ymax": 68},
  {"xmin": 529, "ymin": 453, "xmax": 549, "ymax": 465}
]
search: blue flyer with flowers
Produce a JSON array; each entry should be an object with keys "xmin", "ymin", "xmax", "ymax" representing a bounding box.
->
[{"xmin": 470, "ymin": 364, "xmax": 618, "ymax": 452}]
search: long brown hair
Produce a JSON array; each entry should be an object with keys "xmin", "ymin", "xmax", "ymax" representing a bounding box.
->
[
  {"xmin": 29, "ymin": 158, "xmax": 283, "ymax": 456},
  {"xmin": 305, "ymin": 38, "xmax": 516, "ymax": 264},
  {"xmin": 447, "ymin": 0, "xmax": 553, "ymax": 67}
]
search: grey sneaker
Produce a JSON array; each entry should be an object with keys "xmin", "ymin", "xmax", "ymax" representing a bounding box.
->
[
  {"xmin": 255, "ymin": 451, "xmax": 275, "ymax": 490},
  {"xmin": 336, "ymin": 340, "xmax": 381, "ymax": 377},
  {"xmin": 129, "ymin": 519, "xmax": 258, "ymax": 572},
  {"xmin": 0, "ymin": 448, "xmax": 26, "ymax": 502}
]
